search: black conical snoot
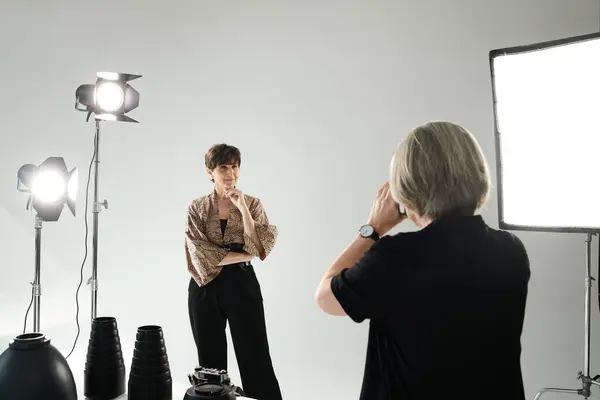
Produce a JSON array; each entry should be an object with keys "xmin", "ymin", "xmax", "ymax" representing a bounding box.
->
[
  {"xmin": 84, "ymin": 316, "xmax": 126, "ymax": 399},
  {"xmin": 128, "ymin": 325, "xmax": 172, "ymax": 400}
]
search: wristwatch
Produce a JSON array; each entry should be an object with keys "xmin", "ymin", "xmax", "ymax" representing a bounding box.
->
[{"xmin": 359, "ymin": 224, "xmax": 380, "ymax": 241}]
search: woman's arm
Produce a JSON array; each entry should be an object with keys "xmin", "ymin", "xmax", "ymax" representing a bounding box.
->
[
  {"xmin": 185, "ymin": 204, "xmax": 229, "ymax": 279},
  {"xmin": 241, "ymin": 198, "xmax": 278, "ymax": 260},
  {"xmin": 241, "ymin": 206, "xmax": 266, "ymax": 259},
  {"xmin": 218, "ymin": 251, "xmax": 254, "ymax": 265}
]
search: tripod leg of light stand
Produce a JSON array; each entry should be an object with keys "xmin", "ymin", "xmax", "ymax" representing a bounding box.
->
[
  {"xmin": 532, "ymin": 233, "xmax": 597, "ymax": 400},
  {"xmin": 533, "ymin": 388, "xmax": 580, "ymax": 400},
  {"xmin": 32, "ymin": 214, "xmax": 42, "ymax": 332}
]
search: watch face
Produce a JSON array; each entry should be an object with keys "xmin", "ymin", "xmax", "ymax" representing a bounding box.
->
[{"xmin": 360, "ymin": 225, "xmax": 374, "ymax": 237}]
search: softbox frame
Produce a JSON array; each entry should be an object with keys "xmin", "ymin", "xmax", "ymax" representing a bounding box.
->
[{"xmin": 489, "ymin": 31, "xmax": 600, "ymax": 234}]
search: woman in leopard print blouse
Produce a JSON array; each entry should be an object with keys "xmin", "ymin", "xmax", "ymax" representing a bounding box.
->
[{"xmin": 185, "ymin": 143, "xmax": 282, "ymax": 400}]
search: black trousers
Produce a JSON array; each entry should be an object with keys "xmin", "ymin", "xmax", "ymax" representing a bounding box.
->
[{"xmin": 188, "ymin": 264, "xmax": 282, "ymax": 400}]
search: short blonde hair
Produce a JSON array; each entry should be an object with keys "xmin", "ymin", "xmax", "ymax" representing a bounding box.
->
[{"xmin": 390, "ymin": 121, "xmax": 491, "ymax": 220}]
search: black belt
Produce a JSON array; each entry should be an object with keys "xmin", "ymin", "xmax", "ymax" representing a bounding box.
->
[{"xmin": 225, "ymin": 261, "xmax": 251, "ymax": 270}]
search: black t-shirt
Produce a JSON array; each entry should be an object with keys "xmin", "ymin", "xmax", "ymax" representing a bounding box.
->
[{"xmin": 331, "ymin": 215, "xmax": 530, "ymax": 400}]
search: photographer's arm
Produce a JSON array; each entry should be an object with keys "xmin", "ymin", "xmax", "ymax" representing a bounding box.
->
[
  {"xmin": 316, "ymin": 182, "xmax": 405, "ymax": 319},
  {"xmin": 315, "ymin": 235, "xmax": 376, "ymax": 316}
]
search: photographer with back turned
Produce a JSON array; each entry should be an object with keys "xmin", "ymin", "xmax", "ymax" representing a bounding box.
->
[{"xmin": 315, "ymin": 121, "xmax": 531, "ymax": 400}]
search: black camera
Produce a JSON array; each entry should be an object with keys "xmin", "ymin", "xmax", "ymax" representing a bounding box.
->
[
  {"xmin": 398, "ymin": 203, "xmax": 406, "ymax": 217},
  {"xmin": 183, "ymin": 366, "xmax": 245, "ymax": 400}
]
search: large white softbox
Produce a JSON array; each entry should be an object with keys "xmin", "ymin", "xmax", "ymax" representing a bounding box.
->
[{"xmin": 490, "ymin": 32, "xmax": 600, "ymax": 233}]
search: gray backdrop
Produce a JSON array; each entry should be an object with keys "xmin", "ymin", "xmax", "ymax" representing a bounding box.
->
[{"xmin": 1, "ymin": 1, "xmax": 599, "ymax": 399}]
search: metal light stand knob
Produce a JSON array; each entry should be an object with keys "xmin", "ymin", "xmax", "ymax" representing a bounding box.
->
[{"xmin": 94, "ymin": 199, "xmax": 108, "ymax": 213}]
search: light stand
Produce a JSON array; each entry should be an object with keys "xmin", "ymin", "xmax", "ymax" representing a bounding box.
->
[
  {"xmin": 32, "ymin": 214, "xmax": 42, "ymax": 332},
  {"xmin": 75, "ymin": 71, "xmax": 141, "ymax": 324},
  {"xmin": 533, "ymin": 233, "xmax": 600, "ymax": 400},
  {"xmin": 17, "ymin": 158, "xmax": 77, "ymax": 334},
  {"xmin": 87, "ymin": 119, "xmax": 108, "ymax": 322}
]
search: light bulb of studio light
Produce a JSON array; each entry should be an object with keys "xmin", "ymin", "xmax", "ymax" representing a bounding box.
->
[
  {"xmin": 31, "ymin": 171, "xmax": 66, "ymax": 203},
  {"xmin": 96, "ymin": 82, "xmax": 124, "ymax": 112}
]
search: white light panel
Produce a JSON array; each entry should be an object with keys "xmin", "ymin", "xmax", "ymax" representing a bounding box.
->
[{"xmin": 491, "ymin": 34, "xmax": 600, "ymax": 232}]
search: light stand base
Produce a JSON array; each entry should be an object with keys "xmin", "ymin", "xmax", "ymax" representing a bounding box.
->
[
  {"xmin": 533, "ymin": 233, "xmax": 599, "ymax": 399},
  {"xmin": 534, "ymin": 373, "xmax": 600, "ymax": 399}
]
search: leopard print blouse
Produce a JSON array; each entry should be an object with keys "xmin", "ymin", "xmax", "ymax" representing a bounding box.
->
[{"xmin": 185, "ymin": 190, "xmax": 278, "ymax": 287}]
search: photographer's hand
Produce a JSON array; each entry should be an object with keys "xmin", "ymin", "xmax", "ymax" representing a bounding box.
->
[
  {"xmin": 316, "ymin": 182, "xmax": 406, "ymax": 316},
  {"xmin": 367, "ymin": 182, "xmax": 406, "ymax": 235}
]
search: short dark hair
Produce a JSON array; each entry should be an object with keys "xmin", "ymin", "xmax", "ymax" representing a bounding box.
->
[{"xmin": 205, "ymin": 143, "xmax": 242, "ymax": 170}]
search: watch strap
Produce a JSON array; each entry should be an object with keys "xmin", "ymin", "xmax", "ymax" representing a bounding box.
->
[{"xmin": 370, "ymin": 230, "xmax": 380, "ymax": 241}]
